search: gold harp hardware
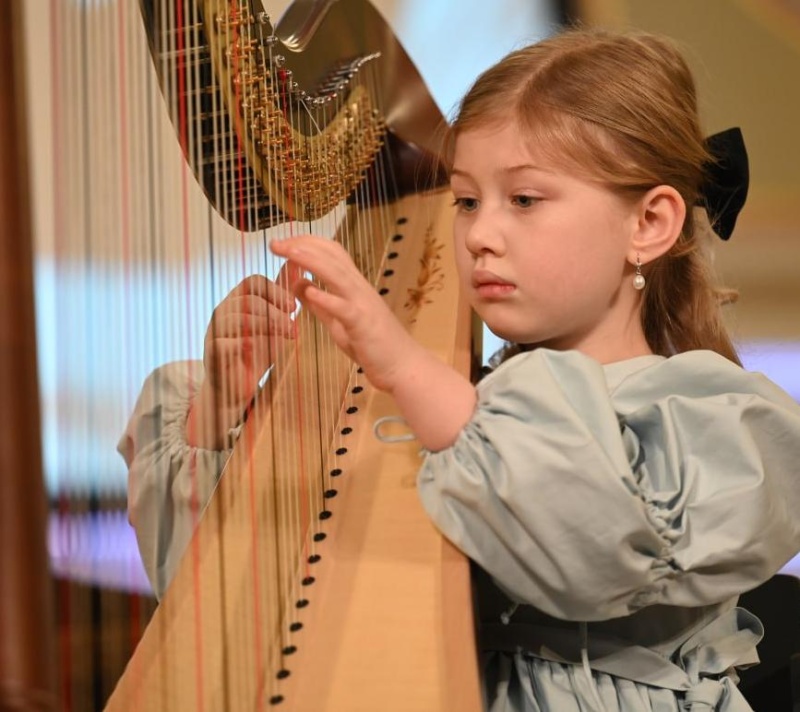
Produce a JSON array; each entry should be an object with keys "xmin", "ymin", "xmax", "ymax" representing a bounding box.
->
[
  {"xmin": 140, "ymin": 0, "xmax": 447, "ymax": 229},
  {"xmin": 142, "ymin": 0, "xmax": 384, "ymax": 226}
]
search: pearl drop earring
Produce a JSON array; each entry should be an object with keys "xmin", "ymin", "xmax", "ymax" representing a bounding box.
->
[{"xmin": 633, "ymin": 255, "xmax": 646, "ymax": 291}]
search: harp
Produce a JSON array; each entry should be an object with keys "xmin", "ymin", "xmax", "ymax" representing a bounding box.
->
[{"xmin": 6, "ymin": 0, "xmax": 482, "ymax": 709}]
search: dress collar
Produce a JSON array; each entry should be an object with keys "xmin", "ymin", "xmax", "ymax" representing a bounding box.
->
[{"xmin": 603, "ymin": 354, "xmax": 666, "ymax": 392}]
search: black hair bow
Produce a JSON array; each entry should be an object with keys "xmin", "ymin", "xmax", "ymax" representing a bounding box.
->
[{"xmin": 698, "ymin": 127, "xmax": 749, "ymax": 240}]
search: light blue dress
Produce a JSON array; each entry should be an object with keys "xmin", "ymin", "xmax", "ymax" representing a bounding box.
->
[
  {"xmin": 121, "ymin": 349, "xmax": 800, "ymax": 710},
  {"xmin": 119, "ymin": 361, "xmax": 232, "ymax": 599},
  {"xmin": 417, "ymin": 349, "xmax": 800, "ymax": 711}
]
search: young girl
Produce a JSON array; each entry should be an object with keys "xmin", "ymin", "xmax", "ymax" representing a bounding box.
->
[{"xmin": 122, "ymin": 28, "xmax": 800, "ymax": 711}]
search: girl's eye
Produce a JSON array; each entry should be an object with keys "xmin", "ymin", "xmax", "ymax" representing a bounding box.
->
[
  {"xmin": 452, "ymin": 197, "xmax": 479, "ymax": 212},
  {"xmin": 512, "ymin": 195, "xmax": 538, "ymax": 208}
]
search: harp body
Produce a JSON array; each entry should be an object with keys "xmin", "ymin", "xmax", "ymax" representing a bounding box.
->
[
  {"xmin": 94, "ymin": 1, "xmax": 482, "ymax": 710},
  {"xmin": 105, "ymin": 193, "xmax": 480, "ymax": 711}
]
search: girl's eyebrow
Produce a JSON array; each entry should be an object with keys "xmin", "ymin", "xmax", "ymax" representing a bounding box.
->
[
  {"xmin": 450, "ymin": 164, "xmax": 555, "ymax": 178},
  {"xmin": 449, "ymin": 168, "xmax": 473, "ymax": 179},
  {"xmin": 505, "ymin": 164, "xmax": 557, "ymax": 176}
]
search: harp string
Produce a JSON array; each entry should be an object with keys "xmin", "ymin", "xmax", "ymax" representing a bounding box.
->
[
  {"xmin": 178, "ymin": 1, "xmax": 206, "ymax": 704},
  {"xmin": 228, "ymin": 1, "xmax": 259, "ymax": 693},
  {"xmin": 261, "ymin": 5, "xmax": 297, "ymax": 684}
]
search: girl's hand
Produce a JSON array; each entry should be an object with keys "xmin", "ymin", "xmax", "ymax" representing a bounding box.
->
[
  {"xmin": 203, "ymin": 271, "xmax": 296, "ymax": 402},
  {"xmin": 186, "ymin": 269, "xmax": 296, "ymax": 448},
  {"xmin": 271, "ymin": 235, "xmax": 477, "ymax": 452},
  {"xmin": 269, "ymin": 236, "xmax": 416, "ymax": 393}
]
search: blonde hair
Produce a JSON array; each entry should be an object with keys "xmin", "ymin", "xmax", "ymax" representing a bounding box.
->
[{"xmin": 449, "ymin": 28, "xmax": 740, "ymax": 365}]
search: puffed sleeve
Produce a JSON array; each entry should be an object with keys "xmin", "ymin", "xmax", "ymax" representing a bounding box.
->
[
  {"xmin": 417, "ymin": 349, "xmax": 800, "ymax": 621},
  {"xmin": 117, "ymin": 360, "xmax": 231, "ymax": 599}
]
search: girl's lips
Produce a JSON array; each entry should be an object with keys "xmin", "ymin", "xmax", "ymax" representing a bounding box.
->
[
  {"xmin": 471, "ymin": 269, "xmax": 513, "ymax": 288},
  {"xmin": 475, "ymin": 283, "xmax": 516, "ymax": 298},
  {"xmin": 472, "ymin": 269, "xmax": 515, "ymax": 298}
]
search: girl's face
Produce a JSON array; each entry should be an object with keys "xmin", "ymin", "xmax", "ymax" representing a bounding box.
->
[{"xmin": 450, "ymin": 120, "xmax": 650, "ymax": 363}]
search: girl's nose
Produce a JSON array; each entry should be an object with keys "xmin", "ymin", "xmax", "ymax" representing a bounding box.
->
[{"xmin": 464, "ymin": 211, "xmax": 505, "ymax": 257}]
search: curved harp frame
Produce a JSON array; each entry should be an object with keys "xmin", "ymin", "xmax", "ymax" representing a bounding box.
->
[
  {"xmin": 0, "ymin": 1, "xmax": 56, "ymax": 709},
  {"xmin": 102, "ymin": 1, "xmax": 482, "ymax": 710}
]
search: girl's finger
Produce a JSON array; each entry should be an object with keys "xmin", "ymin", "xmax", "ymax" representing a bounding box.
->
[
  {"xmin": 276, "ymin": 260, "xmax": 304, "ymax": 294},
  {"xmin": 210, "ymin": 310, "xmax": 295, "ymax": 338},
  {"xmin": 296, "ymin": 281, "xmax": 362, "ymax": 333},
  {"xmin": 227, "ymin": 274, "xmax": 295, "ymax": 313},
  {"xmin": 270, "ymin": 237, "xmax": 364, "ymax": 296},
  {"xmin": 219, "ymin": 294, "xmax": 292, "ymax": 319}
]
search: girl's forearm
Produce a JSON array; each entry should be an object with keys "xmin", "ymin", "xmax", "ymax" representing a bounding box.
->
[{"xmin": 385, "ymin": 341, "xmax": 477, "ymax": 452}]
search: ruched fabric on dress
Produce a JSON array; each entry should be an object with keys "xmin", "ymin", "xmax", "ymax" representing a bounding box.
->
[{"xmin": 418, "ymin": 349, "xmax": 800, "ymax": 711}]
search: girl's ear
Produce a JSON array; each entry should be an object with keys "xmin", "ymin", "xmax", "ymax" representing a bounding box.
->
[{"xmin": 628, "ymin": 185, "xmax": 686, "ymax": 265}]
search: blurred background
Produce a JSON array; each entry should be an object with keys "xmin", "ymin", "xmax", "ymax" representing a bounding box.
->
[{"xmin": 10, "ymin": 0, "xmax": 800, "ymax": 709}]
